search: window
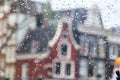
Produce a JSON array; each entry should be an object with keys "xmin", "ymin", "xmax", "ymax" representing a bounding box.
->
[
  {"xmin": 65, "ymin": 63, "xmax": 71, "ymax": 75},
  {"xmin": 88, "ymin": 36, "xmax": 97, "ymax": 57},
  {"xmin": 61, "ymin": 44, "xmax": 67, "ymax": 56},
  {"xmin": 55, "ymin": 62, "xmax": 61, "ymax": 75},
  {"xmin": 88, "ymin": 64, "xmax": 94, "ymax": 77},
  {"xmin": 93, "ymin": 37, "xmax": 97, "ymax": 56},
  {"xmin": 109, "ymin": 44, "xmax": 118, "ymax": 59},
  {"xmin": 58, "ymin": 42, "xmax": 71, "ymax": 58},
  {"xmin": 62, "ymin": 32, "xmax": 68, "ymax": 39},
  {"xmin": 109, "ymin": 44, "xmax": 114, "ymax": 56},
  {"xmin": 79, "ymin": 59, "xmax": 87, "ymax": 80},
  {"xmin": 98, "ymin": 38, "xmax": 105, "ymax": 57},
  {"xmin": 80, "ymin": 35, "xmax": 89, "ymax": 55},
  {"xmin": 96, "ymin": 61, "xmax": 104, "ymax": 79},
  {"xmin": 97, "ymin": 61, "xmax": 104, "ymax": 75}
]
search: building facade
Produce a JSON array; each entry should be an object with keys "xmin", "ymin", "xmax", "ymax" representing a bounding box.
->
[
  {"xmin": 15, "ymin": 17, "xmax": 79, "ymax": 80},
  {"xmin": 77, "ymin": 6, "xmax": 107, "ymax": 80},
  {"xmin": 1, "ymin": 1, "xmax": 120, "ymax": 79},
  {"xmin": 77, "ymin": 6, "xmax": 120, "ymax": 79}
]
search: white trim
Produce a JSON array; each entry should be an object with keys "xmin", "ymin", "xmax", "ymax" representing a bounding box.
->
[
  {"xmin": 64, "ymin": 61, "xmax": 75, "ymax": 79},
  {"xmin": 16, "ymin": 51, "xmax": 50, "ymax": 60},
  {"xmin": 58, "ymin": 41, "xmax": 71, "ymax": 59},
  {"xmin": 52, "ymin": 58, "xmax": 75, "ymax": 79},
  {"xmin": 48, "ymin": 19, "xmax": 63, "ymax": 47},
  {"xmin": 78, "ymin": 26, "xmax": 106, "ymax": 36},
  {"xmin": 107, "ymin": 36, "xmax": 120, "ymax": 44},
  {"xmin": 52, "ymin": 59, "xmax": 63, "ymax": 78}
]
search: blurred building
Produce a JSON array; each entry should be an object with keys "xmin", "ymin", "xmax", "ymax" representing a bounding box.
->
[
  {"xmin": 0, "ymin": 0, "xmax": 120, "ymax": 80},
  {"xmin": 0, "ymin": 54, "xmax": 5, "ymax": 78},
  {"xmin": 15, "ymin": 4, "xmax": 120, "ymax": 80},
  {"xmin": 78, "ymin": 6, "xmax": 120, "ymax": 79},
  {"xmin": 78, "ymin": 5, "xmax": 107, "ymax": 80},
  {"xmin": 0, "ymin": 0, "xmax": 17, "ymax": 79}
]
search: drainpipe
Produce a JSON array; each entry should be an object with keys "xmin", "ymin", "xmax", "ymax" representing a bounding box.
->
[{"xmin": 105, "ymin": 38, "xmax": 110, "ymax": 80}]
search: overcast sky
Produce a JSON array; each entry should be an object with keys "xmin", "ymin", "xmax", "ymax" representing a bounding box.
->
[{"xmin": 31, "ymin": 0, "xmax": 120, "ymax": 29}]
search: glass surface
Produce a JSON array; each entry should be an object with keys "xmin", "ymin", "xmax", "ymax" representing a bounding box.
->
[{"xmin": 0, "ymin": 0, "xmax": 119, "ymax": 80}]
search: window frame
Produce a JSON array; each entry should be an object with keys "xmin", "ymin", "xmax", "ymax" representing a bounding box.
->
[
  {"xmin": 98, "ymin": 38, "xmax": 105, "ymax": 58},
  {"xmin": 55, "ymin": 62, "xmax": 61, "ymax": 75},
  {"xmin": 109, "ymin": 44, "xmax": 118, "ymax": 59},
  {"xmin": 64, "ymin": 61, "xmax": 75, "ymax": 79},
  {"xmin": 53, "ymin": 59, "xmax": 75, "ymax": 79},
  {"xmin": 58, "ymin": 41, "xmax": 71, "ymax": 59},
  {"xmin": 79, "ymin": 35, "xmax": 89, "ymax": 55},
  {"xmin": 79, "ymin": 59, "xmax": 87, "ymax": 77}
]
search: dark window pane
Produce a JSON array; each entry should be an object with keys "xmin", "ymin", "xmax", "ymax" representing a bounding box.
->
[
  {"xmin": 66, "ymin": 63, "xmax": 71, "ymax": 75},
  {"xmin": 88, "ymin": 65, "xmax": 94, "ymax": 77},
  {"xmin": 55, "ymin": 62, "xmax": 61, "ymax": 74},
  {"xmin": 61, "ymin": 44, "xmax": 67, "ymax": 56}
]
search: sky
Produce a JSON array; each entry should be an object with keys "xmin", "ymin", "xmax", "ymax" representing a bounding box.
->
[{"xmin": 31, "ymin": 0, "xmax": 120, "ymax": 29}]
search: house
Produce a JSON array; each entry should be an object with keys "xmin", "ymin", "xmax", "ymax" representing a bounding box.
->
[
  {"xmin": 77, "ymin": 5, "xmax": 120, "ymax": 80},
  {"xmin": 77, "ymin": 5, "xmax": 107, "ymax": 80},
  {"xmin": 15, "ymin": 4, "xmax": 119, "ymax": 80},
  {"xmin": 15, "ymin": 17, "xmax": 80, "ymax": 80}
]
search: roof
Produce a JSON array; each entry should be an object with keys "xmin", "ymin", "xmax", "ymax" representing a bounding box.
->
[
  {"xmin": 16, "ymin": 27, "xmax": 55, "ymax": 54},
  {"xmin": 16, "ymin": 8, "xmax": 87, "ymax": 53}
]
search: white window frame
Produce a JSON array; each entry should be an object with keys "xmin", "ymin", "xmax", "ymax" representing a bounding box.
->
[
  {"xmin": 64, "ymin": 61, "xmax": 75, "ymax": 79},
  {"xmin": 109, "ymin": 44, "xmax": 118, "ymax": 59},
  {"xmin": 53, "ymin": 59, "xmax": 63, "ymax": 78},
  {"xmin": 58, "ymin": 41, "xmax": 71, "ymax": 59},
  {"xmin": 53, "ymin": 59, "xmax": 75, "ymax": 79}
]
